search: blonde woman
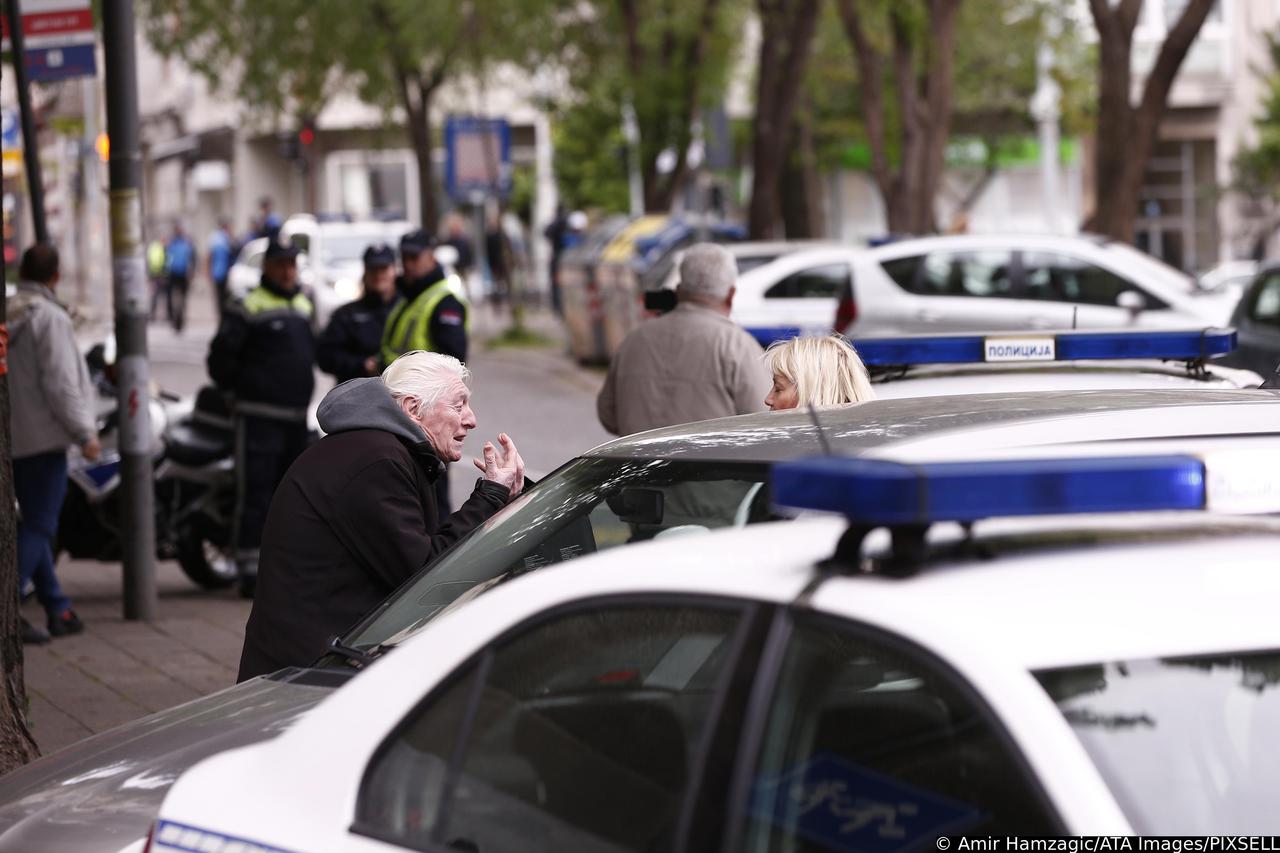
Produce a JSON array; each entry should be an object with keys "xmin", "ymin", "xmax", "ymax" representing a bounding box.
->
[{"xmin": 763, "ymin": 334, "xmax": 876, "ymax": 410}]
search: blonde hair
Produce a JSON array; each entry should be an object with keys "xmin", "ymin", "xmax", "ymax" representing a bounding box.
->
[{"xmin": 765, "ymin": 335, "xmax": 875, "ymax": 407}]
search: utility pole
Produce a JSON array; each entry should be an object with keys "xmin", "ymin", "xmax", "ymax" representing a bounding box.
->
[
  {"xmin": 4, "ymin": 0, "xmax": 49, "ymax": 243},
  {"xmin": 102, "ymin": 0, "xmax": 157, "ymax": 621}
]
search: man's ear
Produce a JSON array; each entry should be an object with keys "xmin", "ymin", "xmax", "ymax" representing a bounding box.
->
[
  {"xmin": 725, "ymin": 285, "xmax": 736, "ymax": 308},
  {"xmin": 397, "ymin": 395, "xmax": 420, "ymax": 422}
]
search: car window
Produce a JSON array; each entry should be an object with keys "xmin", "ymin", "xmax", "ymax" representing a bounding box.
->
[
  {"xmin": 879, "ymin": 255, "xmax": 922, "ymax": 293},
  {"xmin": 241, "ymin": 248, "xmax": 265, "ymax": 271},
  {"xmin": 1036, "ymin": 651, "xmax": 1280, "ymax": 833},
  {"xmin": 1249, "ymin": 274, "xmax": 1280, "ymax": 327},
  {"xmin": 766, "ymin": 265, "xmax": 850, "ymax": 300},
  {"xmin": 356, "ymin": 603, "xmax": 747, "ymax": 853},
  {"xmin": 343, "ymin": 459, "xmax": 772, "ymax": 653},
  {"xmin": 740, "ymin": 616, "xmax": 1058, "ymax": 850},
  {"xmin": 1022, "ymin": 251, "xmax": 1165, "ymax": 309},
  {"xmin": 919, "ymin": 250, "xmax": 1015, "ymax": 298}
]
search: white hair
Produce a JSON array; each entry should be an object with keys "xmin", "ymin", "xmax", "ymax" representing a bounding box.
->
[
  {"xmin": 678, "ymin": 243, "xmax": 736, "ymax": 302},
  {"xmin": 381, "ymin": 351, "xmax": 471, "ymax": 415}
]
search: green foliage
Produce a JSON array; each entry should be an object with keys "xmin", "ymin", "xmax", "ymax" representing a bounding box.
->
[
  {"xmin": 550, "ymin": 88, "xmax": 631, "ymax": 215},
  {"xmin": 1233, "ymin": 33, "xmax": 1280, "ymax": 203}
]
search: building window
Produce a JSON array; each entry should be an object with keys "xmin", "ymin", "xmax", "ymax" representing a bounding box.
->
[{"xmin": 325, "ymin": 150, "xmax": 419, "ymax": 222}]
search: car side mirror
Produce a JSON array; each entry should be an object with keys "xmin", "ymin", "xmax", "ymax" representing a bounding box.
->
[
  {"xmin": 1116, "ymin": 290, "xmax": 1146, "ymax": 315},
  {"xmin": 606, "ymin": 487, "xmax": 664, "ymax": 525}
]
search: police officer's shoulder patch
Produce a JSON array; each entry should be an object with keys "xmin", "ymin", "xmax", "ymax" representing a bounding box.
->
[{"xmin": 438, "ymin": 309, "xmax": 464, "ymax": 326}]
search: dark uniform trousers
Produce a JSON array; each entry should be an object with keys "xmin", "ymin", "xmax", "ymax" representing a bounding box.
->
[{"xmin": 233, "ymin": 411, "xmax": 310, "ymax": 577}]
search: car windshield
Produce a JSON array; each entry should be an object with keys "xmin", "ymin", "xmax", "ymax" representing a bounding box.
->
[
  {"xmin": 1035, "ymin": 650, "xmax": 1280, "ymax": 833},
  {"xmin": 342, "ymin": 456, "xmax": 773, "ymax": 653}
]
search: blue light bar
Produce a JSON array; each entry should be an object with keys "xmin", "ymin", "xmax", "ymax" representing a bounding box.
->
[
  {"xmin": 771, "ymin": 455, "xmax": 1206, "ymax": 524},
  {"xmin": 851, "ymin": 328, "xmax": 1236, "ymax": 367}
]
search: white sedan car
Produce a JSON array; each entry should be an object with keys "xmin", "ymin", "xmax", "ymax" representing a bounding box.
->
[
  {"xmin": 151, "ymin": 440, "xmax": 1280, "ymax": 849},
  {"xmin": 732, "ymin": 233, "xmax": 1240, "ymax": 347}
]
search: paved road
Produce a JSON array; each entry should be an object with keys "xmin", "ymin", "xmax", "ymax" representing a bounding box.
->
[{"xmin": 23, "ymin": 281, "xmax": 612, "ymax": 757}]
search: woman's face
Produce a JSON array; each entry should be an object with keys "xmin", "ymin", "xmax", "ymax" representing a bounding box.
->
[{"xmin": 765, "ymin": 372, "xmax": 799, "ymax": 411}]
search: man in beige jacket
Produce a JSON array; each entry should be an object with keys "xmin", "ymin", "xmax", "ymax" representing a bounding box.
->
[{"xmin": 598, "ymin": 243, "xmax": 770, "ymax": 435}]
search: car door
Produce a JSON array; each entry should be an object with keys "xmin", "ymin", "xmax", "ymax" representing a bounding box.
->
[
  {"xmin": 1020, "ymin": 250, "xmax": 1169, "ymax": 330},
  {"xmin": 723, "ymin": 611, "xmax": 1065, "ymax": 851},
  {"xmin": 1231, "ymin": 271, "xmax": 1280, "ymax": 376},
  {"xmin": 896, "ymin": 249, "xmax": 1030, "ymax": 332},
  {"xmin": 735, "ymin": 262, "xmax": 852, "ymax": 346},
  {"xmin": 346, "ymin": 596, "xmax": 771, "ymax": 853}
]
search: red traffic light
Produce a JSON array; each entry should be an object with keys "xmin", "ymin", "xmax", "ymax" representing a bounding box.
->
[{"xmin": 299, "ymin": 127, "xmax": 315, "ymax": 146}]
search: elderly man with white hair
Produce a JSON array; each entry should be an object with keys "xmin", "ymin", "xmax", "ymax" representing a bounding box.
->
[
  {"xmin": 237, "ymin": 351, "xmax": 523, "ymax": 681},
  {"xmin": 598, "ymin": 243, "xmax": 771, "ymax": 435}
]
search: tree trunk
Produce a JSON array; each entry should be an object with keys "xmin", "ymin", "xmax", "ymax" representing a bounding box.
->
[
  {"xmin": 0, "ymin": 235, "xmax": 42, "ymax": 773},
  {"xmin": 748, "ymin": 0, "xmax": 821, "ymax": 238},
  {"xmin": 1087, "ymin": 0, "xmax": 1217, "ymax": 241},
  {"xmin": 781, "ymin": 96, "xmax": 825, "ymax": 238},
  {"xmin": 840, "ymin": 0, "xmax": 963, "ymax": 236}
]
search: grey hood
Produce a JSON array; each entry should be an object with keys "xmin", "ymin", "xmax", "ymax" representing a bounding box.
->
[
  {"xmin": 0, "ymin": 674, "xmax": 339, "ymax": 852},
  {"xmin": 316, "ymin": 377, "xmax": 426, "ymax": 443}
]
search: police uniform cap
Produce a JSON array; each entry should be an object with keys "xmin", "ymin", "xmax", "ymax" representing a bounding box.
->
[
  {"xmin": 264, "ymin": 239, "xmax": 300, "ymax": 262},
  {"xmin": 363, "ymin": 243, "xmax": 396, "ymax": 268},
  {"xmin": 399, "ymin": 229, "xmax": 437, "ymax": 256}
]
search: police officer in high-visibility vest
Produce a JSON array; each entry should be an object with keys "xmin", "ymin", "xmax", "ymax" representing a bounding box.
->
[
  {"xmin": 382, "ymin": 228, "xmax": 469, "ymax": 519},
  {"xmin": 207, "ymin": 239, "xmax": 315, "ymax": 598},
  {"xmin": 382, "ymin": 229, "xmax": 469, "ymax": 365}
]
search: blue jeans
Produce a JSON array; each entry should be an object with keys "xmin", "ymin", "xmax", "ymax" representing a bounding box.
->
[{"xmin": 13, "ymin": 452, "xmax": 73, "ymax": 618}]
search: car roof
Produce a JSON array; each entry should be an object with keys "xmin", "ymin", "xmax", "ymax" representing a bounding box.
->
[
  {"xmin": 584, "ymin": 388, "xmax": 1280, "ymax": 463},
  {"xmin": 867, "ymin": 232, "xmax": 1112, "ymax": 258}
]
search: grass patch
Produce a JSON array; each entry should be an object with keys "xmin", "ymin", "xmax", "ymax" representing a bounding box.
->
[{"xmin": 486, "ymin": 325, "xmax": 558, "ymax": 350}]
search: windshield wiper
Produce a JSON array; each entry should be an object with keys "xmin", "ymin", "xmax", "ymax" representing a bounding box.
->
[{"xmin": 325, "ymin": 635, "xmax": 375, "ymax": 669}]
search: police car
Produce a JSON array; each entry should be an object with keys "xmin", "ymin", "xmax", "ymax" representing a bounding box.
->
[
  {"xmin": 4, "ymin": 385, "xmax": 1279, "ymax": 851},
  {"xmin": 147, "ymin": 442, "xmax": 1280, "ymax": 850},
  {"xmin": 852, "ymin": 327, "xmax": 1261, "ymax": 398}
]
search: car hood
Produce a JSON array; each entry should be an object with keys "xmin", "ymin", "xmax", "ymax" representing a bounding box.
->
[{"xmin": 0, "ymin": 672, "xmax": 339, "ymax": 852}]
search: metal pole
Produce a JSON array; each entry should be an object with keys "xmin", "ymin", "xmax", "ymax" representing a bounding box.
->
[
  {"xmin": 102, "ymin": 0, "xmax": 157, "ymax": 621},
  {"xmin": 5, "ymin": 0, "xmax": 49, "ymax": 243}
]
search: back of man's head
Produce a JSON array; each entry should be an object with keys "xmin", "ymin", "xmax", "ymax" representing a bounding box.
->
[
  {"xmin": 19, "ymin": 243, "xmax": 59, "ymax": 285},
  {"xmin": 382, "ymin": 350, "xmax": 470, "ymax": 412},
  {"xmin": 677, "ymin": 243, "xmax": 736, "ymax": 307}
]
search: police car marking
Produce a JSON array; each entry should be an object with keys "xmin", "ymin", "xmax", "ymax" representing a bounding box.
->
[
  {"xmin": 152, "ymin": 819, "xmax": 302, "ymax": 853},
  {"xmin": 983, "ymin": 337, "xmax": 1056, "ymax": 362}
]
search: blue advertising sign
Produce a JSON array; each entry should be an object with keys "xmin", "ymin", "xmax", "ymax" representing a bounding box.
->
[
  {"xmin": 1, "ymin": 109, "xmax": 19, "ymax": 150},
  {"xmin": 26, "ymin": 42, "xmax": 97, "ymax": 83},
  {"xmin": 444, "ymin": 116, "xmax": 511, "ymax": 201}
]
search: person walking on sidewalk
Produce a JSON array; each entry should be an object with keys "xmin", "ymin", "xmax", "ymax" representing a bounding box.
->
[
  {"xmin": 316, "ymin": 244, "xmax": 400, "ymax": 384},
  {"xmin": 207, "ymin": 239, "xmax": 315, "ymax": 599},
  {"xmin": 207, "ymin": 217, "xmax": 234, "ymax": 317},
  {"xmin": 597, "ymin": 242, "xmax": 770, "ymax": 435},
  {"xmin": 8, "ymin": 244, "xmax": 97, "ymax": 643},
  {"xmin": 164, "ymin": 222, "xmax": 197, "ymax": 333}
]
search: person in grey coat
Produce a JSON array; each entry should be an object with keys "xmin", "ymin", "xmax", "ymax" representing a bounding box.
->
[
  {"xmin": 8, "ymin": 244, "xmax": 98, "ymax": 643},
  {"xmin": 597, "ymin": 243, "xmax": 771, "ymax": 435}
]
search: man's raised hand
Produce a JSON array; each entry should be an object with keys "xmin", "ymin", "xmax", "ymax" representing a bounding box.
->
[{"xmin": 473, "ymin": 433, "xmax": 525, "ymax": 499}]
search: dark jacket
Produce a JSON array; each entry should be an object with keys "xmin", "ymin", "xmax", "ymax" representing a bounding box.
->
[
  {"xmin": 207, "ymin": 276, "xmax": 315, "ymax": 411},
  {"xmin": 237, "ymin": 377, "xmax": 509, "ymax": 681},
  {"xmin": 316, "ymin": 291, "xmax": 399, "ymax": 383}
]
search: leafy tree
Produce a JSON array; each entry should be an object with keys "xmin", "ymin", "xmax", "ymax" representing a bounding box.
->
[
  {"xmin": 141, "ymin": 0, "xmax": 559, "ymax": 229},
  {"xmin": 550, "ymin": 83, "xmax": 632, "ymax": 215},
  {"xmin": 1231, "ymin": 33, "xmax": 1280, "ymax": 257},
  {"xmin": 1086, "ymin": 0, "xmax": 1218, "ymax": 241},
  {"xmin": 556, "ymin": 0, "xmax": 746, "ymax": 213}
]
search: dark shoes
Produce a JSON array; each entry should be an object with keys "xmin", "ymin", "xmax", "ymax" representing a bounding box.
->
[
  {"xmin": 21, "ymin": 617, "xmax": 50, "ymax": 645},
  {"xmin": 47, "ymin": 609, "xmax": 85, "ymax": 638}
]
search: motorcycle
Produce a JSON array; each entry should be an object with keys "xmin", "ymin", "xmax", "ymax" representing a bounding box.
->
[{"xmin": 57, "ymin": 343, "xmax": 240, "ymax": 590}]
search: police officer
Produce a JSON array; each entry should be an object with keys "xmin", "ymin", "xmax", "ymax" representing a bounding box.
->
[
  {"xmin": 207, "ymin": 239, "xmax": 315, "ymax": 598},
  {"xmin": 382, "ymin": 229, "xmax": 469, "ymax": 519},
  {"xmin": 381, "ymin": 229, "xmax": 469, "ymax": 365},
  {"xmin": 316, "ymin": 244, "xmax": 399, "ymax": 384}
]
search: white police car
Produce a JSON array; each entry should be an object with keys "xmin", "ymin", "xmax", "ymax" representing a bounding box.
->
[
  {"xmin": 148, "ymin": 440, "xmax": 1280, "ymax": 849},
  {"xmin": 852, "ymin": 327, "xmax": 1262, "ymax": 398}
]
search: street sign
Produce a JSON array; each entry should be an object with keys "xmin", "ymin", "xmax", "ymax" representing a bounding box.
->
[
  {"xmin": 2, "ymin": 0, "xmax": 97, "ymax": 82},
  {"xmin": 445, "ymin": 116, "xmax": 512, "ymax": 201}
]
